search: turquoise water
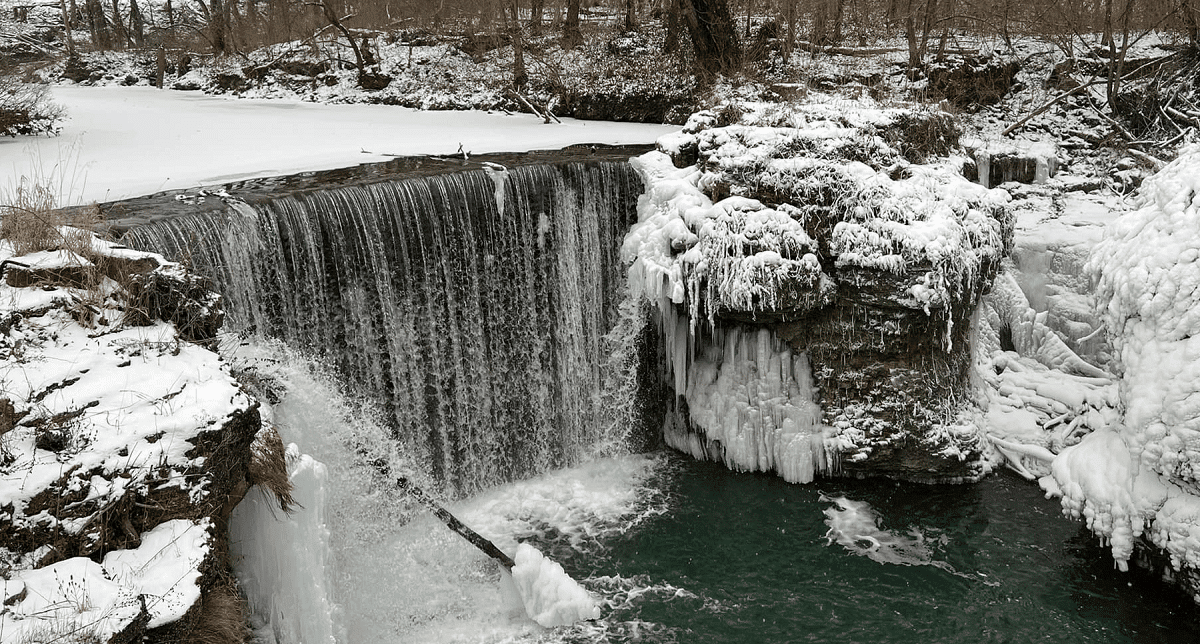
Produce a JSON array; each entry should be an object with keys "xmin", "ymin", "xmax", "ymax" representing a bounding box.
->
[{"xmin": 544, "ymin": 454, "xmax": 1198, "ymax": 644}]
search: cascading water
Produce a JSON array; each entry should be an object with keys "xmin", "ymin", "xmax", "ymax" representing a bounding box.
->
[
  {"xmin": 121, "ymin": 157, "xmax": 1200, "ymax": 643},
  {"xmin": 123, "ymin": 161, "xmax": 646, "ymax": 494}
]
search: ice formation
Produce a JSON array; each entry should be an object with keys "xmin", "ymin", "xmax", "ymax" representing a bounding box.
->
[
  {"xmin": 230, "ymin": 446, "xmax": 339, "ymax": 644},
  {"xmin": 1038, "ymin": 144, "xmax": 1200, "ymax": 582},
  {"xmin": 510, "ymin": 542, "xmax": 601, "ymax": 628},
  {"xmin": 977, "ymin": 270, "xmax": 1120, "ymax": 479},
  {"xmin": 624, "ymin": 101, "xmax": 1013, "ymax": 482},
  {"xmin": 662, "ymin": 322, "xmax": 832, "ymax": 484},
  {"xmin": 821, "ymin": 495, "xmax": 947, "ymax": 570}
]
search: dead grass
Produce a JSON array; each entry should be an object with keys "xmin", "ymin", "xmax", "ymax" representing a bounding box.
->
[
  {"xmin": 178, "ymin": 584, "xmax": 249, "ymax": 644},
  {"xmin": 246, "ymin": 423, "xmax": 296, "ymax": 513},
  {"xmin": 1, "ymin": 175, "xmax": 102, "ymax": 261}
]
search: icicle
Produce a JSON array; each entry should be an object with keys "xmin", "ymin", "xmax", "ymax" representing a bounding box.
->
[
  {"xmin": 975, "ymin": 148, "xmax": 991, "ymax": 189},
  {"xmin": 483, "ymin": 162, "xmax": 509, "ymax": 215}
]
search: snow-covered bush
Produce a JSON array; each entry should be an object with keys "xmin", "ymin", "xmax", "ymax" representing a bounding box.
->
[{"xmin": 0, "ymin": 71, "xmax": 63, "ymax": 136}]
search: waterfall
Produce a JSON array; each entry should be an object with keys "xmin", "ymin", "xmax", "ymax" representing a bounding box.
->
[{"xmin": 122, "ymin": 161, "xmax": 645, "ymax": 494}]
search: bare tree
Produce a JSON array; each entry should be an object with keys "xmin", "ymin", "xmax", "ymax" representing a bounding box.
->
[{"xmin": 680, "ymin": 0, "xmax": 741, "ymax": 78}]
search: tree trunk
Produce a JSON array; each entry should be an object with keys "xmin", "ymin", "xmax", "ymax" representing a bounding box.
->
[
  {"xmin": 563, "ymin": 0, "xmax": 582, "ymax": 48},
  {"xmin": 129, "ymin": 0, "xmax": 145, "ymax": 47},
  {"xmin": 507, "ymin": 0, "xmax": 528, "ymax": 90},
  {"xmin": 664, "ymin": 0, "xmax": 680, "ymax": 52},
  {"xmin": 85, "ymin": 0, "xmax": 110, "ymax": 49},
  {"xmin": 397, "ymin": 478, "xmax": 516, "ymax": 571},
  {"xmin": 530, "ymin": 0, "xmax": 545, "ymax": 34},
  {"xmin": 811, "ymin": 0, "xmax": 828, "ymax": 47},
  {"xmin": 785, "ymin": 0, "xmax": 796, "ymax": 57},
  {"xmin": 59, "ymin": 0, "xmax": 75, "ymax": 56},
  {"xmin": 904, "ymin": 3, "xmax": 920, "ymax": 72},
  {"xmin": 680, "ymin": 0, "xmax": 741, "ymax": 79},
  {"xmin": 832, "ymin": 0, "xmax": 844, "ymax": 44},
  {"xmin": 209, "ymin": 0, "xmax": 228, "ymax": 54},
  {"xmin": 109, "ymin": 0, "xmax": 129, "ymax": 48},
  {"xmin": 625, "ymin": 0, "xmax": 637, "ymax": 31}
]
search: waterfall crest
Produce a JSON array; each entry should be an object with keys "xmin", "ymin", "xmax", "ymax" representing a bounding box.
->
[{"xmin": 123, "ymin": 161, "xmax": 645, "ymax": 494}]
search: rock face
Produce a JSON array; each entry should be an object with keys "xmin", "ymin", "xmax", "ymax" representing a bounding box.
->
[
  {"xmin": 625, "ymin": 102, "xmax": 1013, "ymax": 483},
  {"xmin": 0, "ymin": 232, "xmax": 263, "ymax": 643}
]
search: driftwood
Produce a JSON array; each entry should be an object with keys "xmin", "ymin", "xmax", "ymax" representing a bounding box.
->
[
  {"xmin": 790, "ymin": 39, "xmax": 978, "ymax": 58},
  {"xmin": 396, "ymin": 477, "xmax": 516, "ymax": 570},
  {"xmin": 506, "ymin": 88, "xmax": 561, "ymax": 124}
]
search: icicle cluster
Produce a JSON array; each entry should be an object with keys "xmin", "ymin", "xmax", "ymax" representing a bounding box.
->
[
  {"xmin": 1041, "ymin": 144, "xmax": 1200, "ymax": 576},
  {"xmin": 662, "ymin": 324, "xmax": 832, "ymax": 484}
]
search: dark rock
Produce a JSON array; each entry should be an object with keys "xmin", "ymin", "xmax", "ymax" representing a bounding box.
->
[
  {"xmin": 2, "ymin": 260, "xmax": 92, "ymax": 289},
  {"xmin": 124, "ymin": 266, "xmax": 224, "ymax": 344},
  {"xmin": 212, "ymin": 72, "xmax": 247, "ymax": 92},
  {"xmin": 926, "ymin": 55, "xmax": 1021, "ymax": 109},
  {"xmin": 459, "ymin": 33, "xmax": 509, "ymax": 62},
  {"xmin": 358, "ymin": 71, "xmax": 392, "ymax": 91},
  {"xmin": 61, "ymin": 55, "xmax": 91, "ymax": 83}
]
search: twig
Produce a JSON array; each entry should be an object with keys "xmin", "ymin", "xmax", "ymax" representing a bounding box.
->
[{"xmin": 1128, "ymin": 148, "xmax": 1166, "ymax": 170}]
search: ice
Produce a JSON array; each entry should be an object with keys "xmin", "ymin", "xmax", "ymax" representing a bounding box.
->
[
  {"xmin": 1039, "ymin": 143, "xmax": 1200, "ymax": 575},
  {"xmin": 663, "ymin": 324, "xmax": 832, "ymax": 484},
  {"xmin": 821, "ymin": 495, "xmax": 957, "ymax": 574},
  {"xmin": 0, "ymin": 85, "xmax": 676, "ymax": 205},
  {"xmin": 229, "ymin": 446, "xmax": 339, "ymax": 644},
  {"xmin": 510, "ymin": 543, "xmax": 601, "ymax": 628}
]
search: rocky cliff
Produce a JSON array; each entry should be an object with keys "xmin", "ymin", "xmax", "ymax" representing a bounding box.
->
[
  {"xmin": 624, "ymin": 101, "xmax": 1014, "ymax": 483},
  {"xmin": 0, "ymin": 231, "xmax": 274, "ymax": 643}
]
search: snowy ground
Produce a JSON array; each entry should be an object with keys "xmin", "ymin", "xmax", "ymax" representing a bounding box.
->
[{"xmin": 0, "ymin": 86, "xmax": 677, "ymax": 206}]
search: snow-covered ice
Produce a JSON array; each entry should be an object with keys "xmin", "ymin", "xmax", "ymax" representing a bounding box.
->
[
  {"xmin": 0, "ymin": 86, "xmax": 677, "ymax": 205},
  {"xmin": 1036, "ymin": 144, "xmax": 1200, "ymax": 578}
]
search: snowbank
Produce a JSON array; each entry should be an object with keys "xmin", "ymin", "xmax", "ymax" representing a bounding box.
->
[{"xmin": 1, "ymin": 519, "xmax": 211, "ymax": 641}]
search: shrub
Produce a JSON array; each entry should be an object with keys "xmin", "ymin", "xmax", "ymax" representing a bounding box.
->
[{"xmin": 0, "ymin": 68, "xmax": 64, "ymax": 137}]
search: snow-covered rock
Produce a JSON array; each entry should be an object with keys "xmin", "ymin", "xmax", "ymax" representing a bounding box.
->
[
  {"xmin": 625, "ymin": 101, "xmax": 1013, "ymax": 482},
  {"xmin": 0, "ymin": 231, "xmax": 264, "ymax": 640}
]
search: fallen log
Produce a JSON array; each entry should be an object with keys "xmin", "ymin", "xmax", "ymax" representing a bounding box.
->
[{"xmin": 396, "ymin": 477, "xmax": 516, "ymax": 570}]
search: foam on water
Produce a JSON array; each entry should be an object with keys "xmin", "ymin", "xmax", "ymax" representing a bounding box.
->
[{"xmin": 821, "ymin": 494, "xmax": 953, "ymax": 571}]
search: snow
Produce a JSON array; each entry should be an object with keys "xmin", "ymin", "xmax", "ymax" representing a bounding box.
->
[
  {"xmin": 0, "ymin": 236, "xmax": 250, "ymax": 532},
  {"xmin": 0, "ymin": 519, "xmax": 211, "ymax": 642},
  {"xmin": 1031, "ymin": 144, "xmax": 1200, "ymax": 579},
  {"xmin": 0, "ymin": 86, "xmax": 677, "ymax": 206},
  {"xmin": 0, "ymin": 232, "xmax": 254, "ymax": 638},
  {"xmin": 625, "ymin": 103, "xmax": 1011, "ymax": 331},
  {"xmin": 509, "ymin": 543, "xmax": 601, "ymax": 628}
]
